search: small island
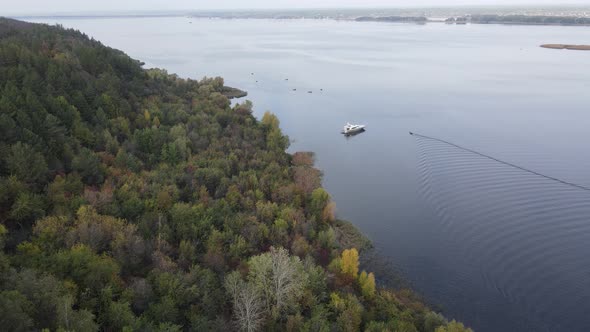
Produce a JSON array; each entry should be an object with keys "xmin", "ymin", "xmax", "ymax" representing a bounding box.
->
[{"xmin": 541, "ymin": 44, "xmax": 590, "ymax": 51}]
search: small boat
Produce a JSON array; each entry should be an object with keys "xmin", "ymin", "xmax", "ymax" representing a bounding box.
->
[{"xmin": 341, "ymin": 122, "xmax": 366, "ymax": 135}]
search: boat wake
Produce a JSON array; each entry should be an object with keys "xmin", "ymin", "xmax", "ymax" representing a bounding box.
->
[
  {"xmin": 411, "ymin": 131, "xmax": 590, "ymax": 332},
  {"xmin": 410, "ymin": 132, "xmax": 590, "ymax": 192}
]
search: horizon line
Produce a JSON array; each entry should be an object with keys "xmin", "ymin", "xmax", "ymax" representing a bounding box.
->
[{"xmin": 5, "ymin": 3, "xmax": 590, "ymax": 17}]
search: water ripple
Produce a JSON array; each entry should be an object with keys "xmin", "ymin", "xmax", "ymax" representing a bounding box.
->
[{"xmin": 414, "ymin": 133, "xmax": 590, "ymax": 332}]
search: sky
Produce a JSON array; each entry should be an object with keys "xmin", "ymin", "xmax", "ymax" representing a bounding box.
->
[{"xmin": 3, "ymin": 0, "xmax": 590, "ymax": 15}]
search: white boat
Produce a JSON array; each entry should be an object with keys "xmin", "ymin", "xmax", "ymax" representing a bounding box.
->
[{"xmin": 341, "ymin": 122, "xmax": 366, "ymax": 135}]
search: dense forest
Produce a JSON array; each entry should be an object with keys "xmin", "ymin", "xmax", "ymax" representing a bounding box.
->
[{"xmin": 0, "ymin": 18, "xmax": 471, "ymax": 332}]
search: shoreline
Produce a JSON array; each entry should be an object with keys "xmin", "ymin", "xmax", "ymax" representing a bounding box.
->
[{"xmin": 15, "ymin": 13, "xmax": 590, "ymax": 27}]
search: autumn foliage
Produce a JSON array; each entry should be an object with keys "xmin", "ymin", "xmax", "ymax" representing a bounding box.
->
[
  {"xmin": 341, "ymin": 248, "xmax": 360, "ymax": 279},
  {"xmin": 0, "ymin": 18, "xmax": 471, "ymax": 332}
]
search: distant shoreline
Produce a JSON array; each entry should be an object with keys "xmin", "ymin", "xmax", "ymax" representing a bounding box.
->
[
  {"xmin": 17, "ymin": 13, "xmax": 590, "ymax": 28},
  {"xmin": 12, "ymin": 14, "xmax": 187, "ymax": 20}
]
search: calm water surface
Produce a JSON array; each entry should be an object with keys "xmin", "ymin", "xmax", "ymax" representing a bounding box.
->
[{"xmin": 30, "ymin": 17, "xmax": 590, "ymax": 332}]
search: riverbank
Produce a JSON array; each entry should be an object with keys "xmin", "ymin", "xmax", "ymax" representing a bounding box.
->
[{"xmin": 334, "ymin": 219, "xmax": 373, "ymax": 251}]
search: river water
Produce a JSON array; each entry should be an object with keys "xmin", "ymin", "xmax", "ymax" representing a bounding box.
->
[{"xmin": 28, "ymin": 16, "xmax": 590, "ymax": 332}]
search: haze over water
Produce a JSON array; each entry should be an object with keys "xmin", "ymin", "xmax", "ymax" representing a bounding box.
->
[{"xmin": 29, "ymin": 16, "xmax": 590, "ymax": 332}]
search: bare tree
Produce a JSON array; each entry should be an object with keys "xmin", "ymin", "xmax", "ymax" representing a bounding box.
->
[
  {"xmin": 225, "ymin": 248, "xmax": 306, "ymax": 331},
  {"xmin": 225, "ymin": 272, "xmax": 265, "ymax": 332},
  {"xmin": 235, "ymin": 284, "xmax": 265, "ymax": 332},
  {"xmin": 248, "ymin": 247, "xmax": 305, "ymax": 317},
  {"xmin": 270, "ymin": 247, "xmax": 304, "ymax": 314}
]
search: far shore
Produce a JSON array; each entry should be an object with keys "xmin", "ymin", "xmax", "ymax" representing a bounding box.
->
[
  {"xmin": 541, "ymin": 44, "xmax": 590, "ymax": 51},
  {"xmin": 13, "ymin": 11, "xmax": 590, "ymax": 28}
]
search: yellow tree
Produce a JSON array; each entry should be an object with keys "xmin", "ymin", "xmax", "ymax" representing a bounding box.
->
[
  {"xmin": 358, "ymin": 271, "xmax": 376, "ymax": 299},
  {"xmin": 341, "ymin": 248, "xmax": 359, "ymax": 279},
  {"xmin": 261, "ymin": 111, "xmax": 280, "ymax": 129}
]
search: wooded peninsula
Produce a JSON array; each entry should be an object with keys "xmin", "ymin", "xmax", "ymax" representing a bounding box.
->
[{"xmin": 0, "ymin": 18, "xmax": 471, "ymax": 332}]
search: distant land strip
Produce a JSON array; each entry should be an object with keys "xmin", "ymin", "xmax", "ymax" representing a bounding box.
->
[
  {"xmin": 355, "ymin": 16, "xmax": 427, "ymax": 23},
  {"xmin": 10, "ymin": 12, "xmax": 590, "ymax": 27},
  {"xmin": 356, "ymin": 15, "xmax": 590, "ymax": 26},
  {"xmin": 541, "ymin": 44, "xmax": 590, "ymax": 51},
  {"xmin": 468, "ymin": 14, "xmax": 590, "ymax": 26}
]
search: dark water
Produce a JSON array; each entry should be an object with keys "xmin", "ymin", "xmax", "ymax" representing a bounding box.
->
[{"xmin": 29, "ymin": 17, "xmax": 590, "ymax": 332}]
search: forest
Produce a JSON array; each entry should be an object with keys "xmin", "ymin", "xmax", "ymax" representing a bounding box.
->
[{"xmin": 0, "ymin": 18, "xmax": 471, "ymax": 332}]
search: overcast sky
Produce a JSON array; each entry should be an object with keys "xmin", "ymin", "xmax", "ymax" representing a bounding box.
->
[{"xmin": 3, "ymin": 0, "xmax": 589, "ymax": 15}]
